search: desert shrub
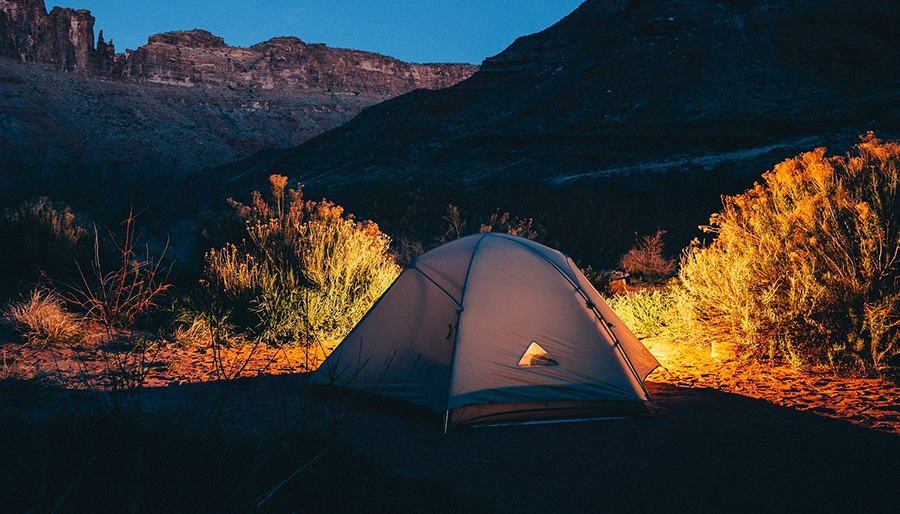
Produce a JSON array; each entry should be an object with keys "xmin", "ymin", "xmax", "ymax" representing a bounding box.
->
[
  {"xmin": 197, "ymin": 175, "xmax": 399, "ymax": 348},
  {"xmin": 478, "ymin": 208, "xmax": 539, "ymax": 239},
  {"xmin": 678, "ymin": 134, "xmax": 900, "ymax": 373},
  {"xmin": 0, "ymin": 197, "xmax": 89, "ymax": 287},
  {"xmin": 59, "ymin": 214, "xmax": 172, "ymax": 330},
  {"xmin": 440, "ymin": 204, "xmax": 541, "ymax": 243},
  {"xmin": 618, "ymin": 230, "xmax": 677, "ymax": 284},
  {"xmin": 1, "ymin": 288, "xmax": 83, "ymax": 348}
]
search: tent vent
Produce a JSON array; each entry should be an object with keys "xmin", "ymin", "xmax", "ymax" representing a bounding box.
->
[{"xmin": 518, "ymin": 342, "xmax": 559, "ymax": 367}]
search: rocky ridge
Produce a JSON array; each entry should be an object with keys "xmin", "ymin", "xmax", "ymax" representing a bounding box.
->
[
  {"xmin": 227, "ymin": 0, "xmax": 900, "ymax": 189},
  {"xmin": 0, "ymin": 0, "xmax": 477, "ymax": 175}
]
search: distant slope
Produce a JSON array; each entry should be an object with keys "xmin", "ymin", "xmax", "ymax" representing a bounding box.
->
[{"xmin": 225, "ymin": 0, "xmax": 900, "ymax": 190}]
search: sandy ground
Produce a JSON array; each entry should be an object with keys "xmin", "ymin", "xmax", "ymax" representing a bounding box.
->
[
  {"xmin": 3, "ymin": 333, "xmax": 900, "ymax": 512},
  {"xmin": 4, "ymin": 332, "xmax": 898, "ymax": 436}
]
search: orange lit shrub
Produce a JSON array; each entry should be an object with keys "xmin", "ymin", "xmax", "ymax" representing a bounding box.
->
[
  {"xmin": 679, "ymin": 134, "xmax": 900, "ymax": 372},
  {"xmin": 618, "ymin": 230, "xmax": 677, "ymax": 284},
  {"xmin": 198, "ymin": 176, "xmax": 399, "ymax": 347}
]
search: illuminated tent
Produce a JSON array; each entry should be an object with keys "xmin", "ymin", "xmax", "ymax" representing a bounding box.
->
[{"xmin": 312, "ymin": 233, "xmax": 659, "ymax": 429}]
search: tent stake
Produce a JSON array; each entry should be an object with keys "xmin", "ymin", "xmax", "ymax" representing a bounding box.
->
[{"xmin": 443, "ymin": 410, "xmax": 450, "ymax": 434}]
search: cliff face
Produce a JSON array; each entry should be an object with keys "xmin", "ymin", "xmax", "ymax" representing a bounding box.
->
[
  {"xmin": 122, "ymin": 30, "xmax": 474, "ymax": 94},
  {"xmin": 0, "ymin": 1, "xmax": 477, "ymax": 175},
  {"xmin": 0, "ymin": 2, "xmax": 475, "ymax": 91},
  {"xmin": 0, "ymin": 0, "xmax": 100, "ymax": 72}
]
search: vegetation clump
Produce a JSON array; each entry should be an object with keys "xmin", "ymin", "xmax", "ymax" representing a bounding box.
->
[
  {"xmin": 618, "ymin": 230, "xmax": 677, "ymax": 284},
  {"xmin": 678, "ymin": 134, "xmax": 900, "ymax": 373},
  {"xmin": 192, "ymin": 175, "xmax": 399, "ymax": 348},
  {"xmin": 1, "ymin": 288, "xmax": 83, "ymax": 348},
  {"xmin": 0, "ymin": 197, "xmax": 89, "ymax": 290}
]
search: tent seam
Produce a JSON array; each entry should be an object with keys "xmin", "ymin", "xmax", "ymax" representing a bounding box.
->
[{"xmin": 443, "ymin": 233, "xmax": 488, "ymax": 415}]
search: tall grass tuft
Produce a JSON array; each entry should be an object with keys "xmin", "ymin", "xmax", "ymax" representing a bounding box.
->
[
  {"xmin": 606, "ymin": 289, "xmax": 681, "ymax": 340},
  {"xmin": 678, "ymin": 134, "xmax": 900, "ymax": 373},
  {"xmin": 60, "ymin": 213, "xmax": 171, "ymax": 330},
  {"xmin": 1, "ymin": 288, "xmax": 83, "ymax": 348},
  {"xmin": 198, "ymin": 176, "xmax": 399, "ymax": 348}
]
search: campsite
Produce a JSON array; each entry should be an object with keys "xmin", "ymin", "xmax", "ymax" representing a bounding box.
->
[
  {"xmin": 4, "ymin": 329, "xmax": 900, "ymax": 512},
  {"xmin": 4, "ymin": 0, "xmax": 900, "ymax": 512}
]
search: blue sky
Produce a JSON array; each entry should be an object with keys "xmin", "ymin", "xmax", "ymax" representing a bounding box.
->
[{"xmin": 71, "ymin": 0, "xmax": 585, "ymax": 64}]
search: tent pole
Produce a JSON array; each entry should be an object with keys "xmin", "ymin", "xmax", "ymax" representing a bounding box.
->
[{"xmin": 443, "ymin": 410, "xmax": 450, "ymax": 434}]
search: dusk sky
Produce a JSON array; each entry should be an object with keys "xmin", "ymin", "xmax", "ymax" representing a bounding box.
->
[{"xmin": 73, "ymin": 0, "xmax": 585, "ymax": 64}]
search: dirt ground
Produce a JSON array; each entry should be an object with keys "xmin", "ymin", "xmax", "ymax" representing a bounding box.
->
[
  {"xmin": 4, "ymin": 332, "xmax": 899, "ymax": 436},
  {"xmin": 3, "ymin": 333, "xmax": 900, "ymax": 512}
]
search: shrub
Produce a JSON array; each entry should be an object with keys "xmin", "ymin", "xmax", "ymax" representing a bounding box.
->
[
  {"xmin": 60, "ymin": 214, "xmax": 172, "ymax": 330},
  {"xmin": 198, "ymin": 176, "xmax": 399, "ymax": 348},
  {"xmin": 440, "ymin": 204, "xmax": 541, "ymax": 243},
  {"xmin": 2, "ymin": 288, "xmax": 83, "ymax": 348},
  {"xmin": 618, "ymin": 230, "xmax": 677, "ymax": 283},
  {"xmin": 0, "ymin": 197, "xmax": 89, "ymax": 284},
  {"xmin": 678, "ymin": 134, "xmax": 900, "ymax": 373}
]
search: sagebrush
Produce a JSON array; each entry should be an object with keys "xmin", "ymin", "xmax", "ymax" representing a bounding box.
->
[
  {"xmin": 618, "ymin": 230, "xmax": 677, "ymax": 283},
  {"xmin": 196, "ymin": 175, "xmax": 399, "ymax": 348},
  {"xmin": 678, "ymin": 134, "xmax": 900, "ymax": 373}
]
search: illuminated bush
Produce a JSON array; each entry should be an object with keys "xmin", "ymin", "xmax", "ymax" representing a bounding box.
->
[
  {"xmin": 199, "ymin": 176, "xmax": 399, "ymax": 347},
  {"xmin": 679, "ymin": 134, "xmax": 900, "ymax": 372},
  {"xmin": 618, "ymin": 230, "xmax": 677, "ymax": 284}
]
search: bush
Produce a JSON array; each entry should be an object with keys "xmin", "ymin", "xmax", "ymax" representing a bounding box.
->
[
  {"xmin": 618, "ymin": 230, "xmax": 677, "ymax": 284},
  {"xmin": 1, "ymin": 288, "xmax": 83, "ymax": 348},
  {"xmin": 197, "ymin": 176, "xmax": 399, "ymax": 348},
  {"xmin": 0, "ymin": 197, "xmax": 89, "ymax": 288},
  {"xmin": 678, "ymin": 134, "xmax": 900, "ymax": 373}
]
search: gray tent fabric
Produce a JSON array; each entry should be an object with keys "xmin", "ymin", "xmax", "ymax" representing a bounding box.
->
[{"xmin": 312, "ymin": 233, "xmax": 660, "ymax": 427}]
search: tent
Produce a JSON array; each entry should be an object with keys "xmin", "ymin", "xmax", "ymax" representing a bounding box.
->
[{"xmin": 312, "ymin": 233, "xmax": 660, "ymax": 429}]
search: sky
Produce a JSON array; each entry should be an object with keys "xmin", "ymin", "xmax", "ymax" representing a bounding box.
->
[{"xmin": 70, "ymin": 0, "xmax": 586, "ymax": 64}]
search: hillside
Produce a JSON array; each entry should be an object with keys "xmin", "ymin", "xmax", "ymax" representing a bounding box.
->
[{"xmin": 226, "ymin": 0, "xmax": 900, "ymax": 190}]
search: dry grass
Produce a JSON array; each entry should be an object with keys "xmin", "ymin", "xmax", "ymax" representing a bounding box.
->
[
  {"xmin": 2, "ymin": 289, "xmax": 83, "ymax": 348},
  {"xmin": 57, "ymin": 213, "xmax": 171, "ymax": 330}
]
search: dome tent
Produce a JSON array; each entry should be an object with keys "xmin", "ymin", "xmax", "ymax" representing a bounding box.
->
[{"xmin": 312, "ymin": 233, "xmax": 660, "ymax": 429}]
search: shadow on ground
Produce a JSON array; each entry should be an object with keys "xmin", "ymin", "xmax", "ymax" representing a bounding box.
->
[{"xmin": 125, "ymin": 375, "xmax": 900, "ymax": 514}]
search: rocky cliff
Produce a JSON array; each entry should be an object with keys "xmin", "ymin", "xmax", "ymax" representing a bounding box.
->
[
  {"xmin": 0, "ymin": 1, "xmax": 477, "ymax": 177},
  {"xmin": 122, "ymin": 30, "xmax": 473, "ymax": 94},
  {"xmin": 0, "ymin": 0, "xmax": 100, "ymax": 72},
  {"xmin": 0, "ymin": 1, "xmax": 475, "ymax": 90}
]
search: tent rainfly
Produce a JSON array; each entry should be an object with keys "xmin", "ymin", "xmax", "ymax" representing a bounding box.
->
[{"xmin": 312, "ymin": 233, "xmax": 660, "ymax": 429}]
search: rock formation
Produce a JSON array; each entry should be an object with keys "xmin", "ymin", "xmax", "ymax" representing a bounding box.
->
[
  {"xmin": 0, "ymin": 1, "xmax": 475, "ymax": 90},
  {"xmin": 122, "ymin": 30, "xmax": 473, "ymax": 94},
  {"xmin": 0, "ymin": 0, "xmax": 477, "ymax": 175},
  {"xmin": 0, "ymin": 0, "xmax": 106, "ymax": 72}
]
